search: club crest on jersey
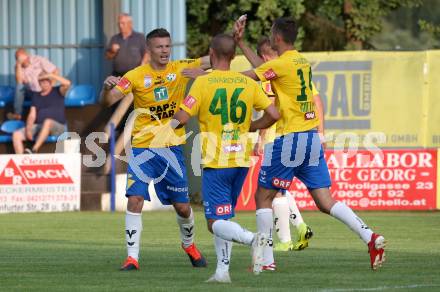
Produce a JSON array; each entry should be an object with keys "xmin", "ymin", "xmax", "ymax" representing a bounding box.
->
[
  {"xmin": 263, "ymin": 68, "xmax": 277, "ymax": 80},
  {"xmin": 183, "ymin": 95, "xmax": 196, "ymax": 109},
  {"xmin": 272, "ymin": 177, "xmax": 291, "ymax": 189},
  {"xmin": 117, "ymin": 77, "xmax": 131, "ymax": 90},
  {"xmin": 166, "ymin": 73, "xmax": 176, "ymax": 82},
  {"xmin": 215, "ymin": 204, "xmax": 232, "ymax": 216},
  {"xmin": 144, "ymin": 75, "xmax": 152, "ymax": 88},
  {"xmin": 153, "ymin": 86, "xmax": 169, "ymax": 101},
  {"xmin": 305, "ymin": 111, "xmax": 316, "ymax": 120}
]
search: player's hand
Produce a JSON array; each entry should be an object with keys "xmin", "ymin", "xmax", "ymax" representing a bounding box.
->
[
  {"xmin": 182, "ymin": 68, "xmax": 208, "ymax": 79},
  {"xmin": 233, "ymin": 15, "xmax": 246, "ymax": 43},
  {"xmin": 111, "ymin": 43, "xmax": 120, "ymax": 53},
  {"xmin": 103, "ymin": 76, "xmax": 121, "ymax": 90},
  {"xmin": 253, "ymin": 141, "xmax": 264, "ymax": 156}
]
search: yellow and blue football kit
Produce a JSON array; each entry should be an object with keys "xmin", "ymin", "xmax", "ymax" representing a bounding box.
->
[
  {"xmin": 260, "ymin": 81, "xmax": 320, "ymax": 145},
  {"xmin": 254, "ymin": 50, "xmax": 331, "ymax": 191},
  {"xmin": 115, "ymin": 59, "xmax": 201, "ymax": 204},
  {"xmin": 180, "ymin": 70, "xmax": 272, "ymax": 219}
]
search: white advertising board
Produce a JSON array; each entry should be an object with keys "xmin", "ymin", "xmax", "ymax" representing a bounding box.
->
[{"xmin": 0, "ymin": 154, "xmax": 81, "ymax": 213}]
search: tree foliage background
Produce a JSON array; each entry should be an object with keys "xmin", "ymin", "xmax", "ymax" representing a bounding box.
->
[{"xmin": 186, "ymin": 0, "xmax": 439, "ymax": 58}]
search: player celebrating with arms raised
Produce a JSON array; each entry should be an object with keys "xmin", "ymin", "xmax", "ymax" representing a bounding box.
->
[
  {"xmin": 102, "ymin": 28, "xmax": 210, "ymax": 271},
  {"xmin": 235, "ymin": 17, "xmax": 386, "ymax": 271},
  {"xmin": 174, "ymin": 33, "xmax": 280, "ymax": 282},
  {"xmin": 255, "ymin": 36, "xmax": 322, "ymax": 253}
]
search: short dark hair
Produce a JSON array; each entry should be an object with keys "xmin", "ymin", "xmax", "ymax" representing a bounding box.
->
[
  {"xmin": 256, "ymin": 37, "xmax": 271, "ymax": 58},
  {"xmin": 210, "ymin": 33, "xmax": 236, "ymax": 61},
  {"xmin": 272, "ymin": 17, "xmax": 298, "ymax": 44},
  {"xmin": 146, "ymin": 28, "xmax": 171, "ymax": 42}
]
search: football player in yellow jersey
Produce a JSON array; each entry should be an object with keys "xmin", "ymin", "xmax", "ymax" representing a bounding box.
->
[
  {"xmin": 234, "ymin": 16, "xmax": 386, "ymax": 271},
  {"xmin": 173, "ymin": 34, "xmax": 280, "ymax": 282},
  {"xmin": 101, "ymin": 28, "xmax": 211, "ymax": 271},
  {"xmin": 256, "ymin": 36, "xmax": 318, "ymax": 254}
]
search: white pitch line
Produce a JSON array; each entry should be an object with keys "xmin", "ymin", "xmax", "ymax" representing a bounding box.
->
[{"xmin": 320, "ymin": 284, "xmax": 440, "ymax": 292}]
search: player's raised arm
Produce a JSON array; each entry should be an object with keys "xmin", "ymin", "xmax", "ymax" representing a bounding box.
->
[
  {"xmin": 174, "ymin": 77, "xmax": 203, "ymax": 128},
  {"xmin": 200, "ymin": 55, "xmax": 211, "ymax": 70},
  {"xmin": 181, "ymin": 54, "xmax": 212, "ymax": 79},
  {"xmin": 233, "ymin": 16, "xmax": 264, "ymax": 70}
]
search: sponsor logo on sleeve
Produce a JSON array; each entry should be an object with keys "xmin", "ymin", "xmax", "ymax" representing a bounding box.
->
[
  {"xmin": 117, "ymin": 77, "xmax": 131, "ymax": 90},
  {"xmin": 272, "ymin": 177, "xmax": 291, "ymax": 189},
  {"xmin": 215, "ymin": 204, "xmax": 232, "ymax": 216},
  {"xmin": 263, "ymin": 68, "xmax": 277, "ymax": 80},
  {"xmin": 183, "ymin": 95, "xmax": 196, "ymax": 109}
]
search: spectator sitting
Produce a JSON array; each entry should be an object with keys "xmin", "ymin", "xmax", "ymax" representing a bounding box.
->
[
  {"xmin": 12, "ymin": 73, "xmax": 70, "ymax": 154},
  {"xmin": 105, "ymin": 13, "xmax": 149, "ymax": 77},
  {"xmin": 7, "ymin": 48, "xmax": 59, "ymax": 120}
]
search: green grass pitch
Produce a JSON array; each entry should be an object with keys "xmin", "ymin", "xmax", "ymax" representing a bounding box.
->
[{"xmin": 1, "ymin": 210, "xmax": 439, "ymax": 291}]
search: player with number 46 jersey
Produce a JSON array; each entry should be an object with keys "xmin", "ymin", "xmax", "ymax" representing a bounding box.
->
[{"xmin": 174, "ymin": 33, "xmax": 280, "ymax": 282}]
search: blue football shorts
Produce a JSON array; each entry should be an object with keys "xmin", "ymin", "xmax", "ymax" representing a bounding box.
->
[
  {"xmin": 201, "ymin": 167, "xmax": 249, "ymax": 220},
  {"xmin": 126, "ymin": 145, "xmax": 189, "ymax": 205},
  {"xmin": 258, "ymin": 130, "xmax": 331, "ymax": 191}
]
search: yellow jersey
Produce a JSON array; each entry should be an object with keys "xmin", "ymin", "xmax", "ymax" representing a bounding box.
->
[
  {"xmin": 115, "ymin": 59, "xmax": 201, "ymax": 148},
  {"xmin": 260, "ymin": 80, "xmax": 320, "ymax": 145},
  {"xmin": 180, "ymin": 70, "xmax": 272, "ymax": 168},
  {"xmin": 254, "ymin": 50, "xmax": 319, "ymax": 136}
]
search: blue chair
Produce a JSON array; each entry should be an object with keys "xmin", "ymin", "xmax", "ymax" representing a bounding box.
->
[
  {"xmin": 1, "ymin": 120, "xmax": 25, "ymax": 133},
  {"xmin": 0, "ymin": 86, "xmax": 14, "ymax": 107},
  {"xmin": 0, "ymin": 120, "xmax": 24, "ymax": 143},
  {"xmin": 0, "ymin": 135, "xmax": 12, "ymax": 143},
  {"xmin": 65, "ymin": 85, "xmax": 96, "ymax": 107}
]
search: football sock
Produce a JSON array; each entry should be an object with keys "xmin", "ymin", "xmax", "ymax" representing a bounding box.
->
[
  {"xmin": 330, "ymin": 201, "xmax": 373, "ymax": 244},
  {"xmin": 212, "ymin": 220, "xmax": 254, "ymax": 245},
  {"xmin": 272, "ymin": 196, "xmax": 292, "ymax": 243},
  {"xmin": 214, "ymin": 235, "xmax": 232, "ymax": 274},
  {"xmin": 125, "ymin": 210, "xmax": 142, "ymax": 261},
  {"xmin": 176, "ymin": 208, "xmax": 195, "ymax": 248},
  {"xmin": 256, "ymin": 208, "xmax": 274, "ymax": 265},
  {"xmin": 286, "ymin": 190, "xmax": 305, "ymax": 227}
]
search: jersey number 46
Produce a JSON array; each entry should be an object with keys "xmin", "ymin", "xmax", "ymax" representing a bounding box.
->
[{"xmin": 209, "ymin": 88, "xmax": 247, "ymax": 125}]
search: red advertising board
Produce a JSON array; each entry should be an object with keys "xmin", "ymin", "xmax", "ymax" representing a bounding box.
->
[{"xmin": 236, "ymin": 149, "xmax": 437, "ymax": 211}]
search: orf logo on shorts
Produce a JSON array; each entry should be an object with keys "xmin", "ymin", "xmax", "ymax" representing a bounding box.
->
[
  {"xmin": 272, "ymin": 178, "xmax": 291, "ymax": 189},
  {"xmin": 215, "ymin": 204, "xmax": 232, "ymax": 216}
]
